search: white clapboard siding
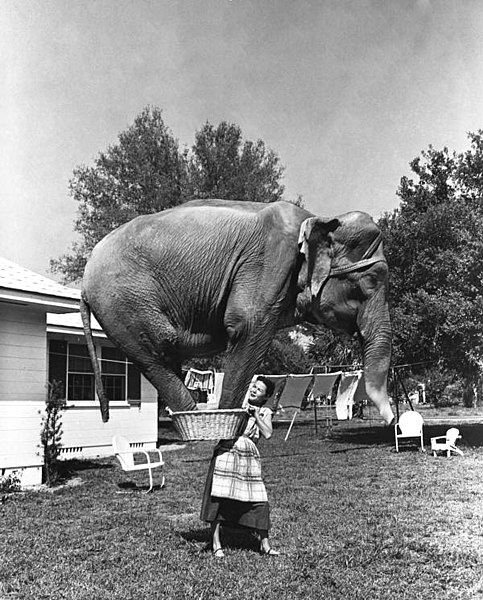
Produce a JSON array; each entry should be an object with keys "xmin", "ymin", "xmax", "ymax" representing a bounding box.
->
[
  {"xmin": 59, "ymin": 376, "xmax": 158, "ymax": 458},
  {"xmin": 140, "ymin": 374, "xmax": 157, "ymax": 403},
  {"xmin": 0, "ymin": 401, "xmax": 44, "ymax": 486},
  {"xmin": 0, "ymin": 306, "xmax": 47, "ymax": 402},
  {"xmin": 60, "ymin": 401, "xmax": 158, "ymax": 458},
  {"xmin": 0, "ymin": 302, "xmax": 161, "ymax": 484}
]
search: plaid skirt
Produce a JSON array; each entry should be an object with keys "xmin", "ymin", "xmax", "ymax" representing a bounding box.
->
[{"xmin": 200, "ymin": 436, "xmax": 270, "ymax": 530}]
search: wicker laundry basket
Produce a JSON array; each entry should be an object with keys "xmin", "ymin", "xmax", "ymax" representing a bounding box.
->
[{"xmin": 171, "ymin": 408, "xmax": 248, "ymax": 441}]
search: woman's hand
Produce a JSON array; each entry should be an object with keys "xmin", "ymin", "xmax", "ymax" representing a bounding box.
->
[{"xmin": 248, "ymin": 405, "xmax": 273, "ymax": 439}]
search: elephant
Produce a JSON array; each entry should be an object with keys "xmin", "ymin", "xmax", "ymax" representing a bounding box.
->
[{"xmin": 80, "ymin": 199, "xmax": 394, "ymax": 426}]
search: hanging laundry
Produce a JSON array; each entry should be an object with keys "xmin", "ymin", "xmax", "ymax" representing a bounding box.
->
[
  {"xmin": 335, "ymin": 371, "xmax": 362, "ymax": 420},
  {"xmin": 277, "ymin": 374, "xmax": 313, "ymax": 410},
  {"xmin": 207, "ymin": 372, "xmax": 225, "ymax": 409},
  {"xmin": 184, "ymin": 368, "xmax": 215, "ymax": 392},
  {"xmin": 311, "ymin": 371, "xmax": 342, "ymax": 400}
]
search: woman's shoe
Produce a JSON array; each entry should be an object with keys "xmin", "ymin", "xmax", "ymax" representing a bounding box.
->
[
  {"xmin": 260, "ymin": 547, "xmax": 280, "ymax": 556},
  {"xmin": 213, "ymin": 548, "xmax": 225, "ymax": 558}
]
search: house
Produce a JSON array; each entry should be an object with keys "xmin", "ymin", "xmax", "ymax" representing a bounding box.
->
[{"xmin": 0, "ymin": 257, "xmax": 157, "ymax": 487}]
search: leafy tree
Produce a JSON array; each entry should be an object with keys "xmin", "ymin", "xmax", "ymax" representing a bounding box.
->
[
  {"xmin": 307, "ymin": 327, "xmax": 362, "ymax": 370},
  {"xmin": 189, "ymin": 121, "xmax": 285, "ymax": 203},
  {"xmin": 379, "ymin": 132, "xmax": 483, "ymax": 402},
  {"xmin": 51, "ymin": 107, "xmax": 189, "ymax": 282}
]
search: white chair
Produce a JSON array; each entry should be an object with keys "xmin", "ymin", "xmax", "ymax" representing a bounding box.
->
[
  {"xmin": 112, "ymin": 435, "xmax": 165, "ymax": 493},
  {"xmin": 394, "ymin": 411, "xmax": 424, "ymax": 452},
  {"xmin": 431, "ymin": 428, "xmax": 463, "ymax": 457}
]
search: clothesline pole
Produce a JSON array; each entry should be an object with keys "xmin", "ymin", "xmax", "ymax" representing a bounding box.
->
[
  {"xmin": 284, "ymin": 410, "xmax": 298, "ymax": 441},
  {"xmin": 313, "ymin": 400, "xmax": 318, "ymax": 435},
  {"xmin": 392, "ymin": 368, "xmax": 400, "ymax": 422}
]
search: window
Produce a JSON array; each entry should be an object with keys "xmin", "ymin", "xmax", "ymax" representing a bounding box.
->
[
  {"xmin": 48, "ymin": 340, "xmax": 141, "ymax": 402},
  {"xmin": 68, "ymin": 343, "xmax": 95, "ymax": 401},
  {"xmin": 101, "ymin": 346, "xmax": 126, "ymax": 401}
]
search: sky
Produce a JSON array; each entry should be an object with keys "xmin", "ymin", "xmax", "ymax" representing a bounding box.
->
[{"xmin": 2, "ymin": 0, "xmax": 483, "ymax": 278}]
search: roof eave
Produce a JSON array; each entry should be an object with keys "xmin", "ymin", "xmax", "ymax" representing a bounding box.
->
[
  {"xmin": 47, "ymin": 324, "xmax": 107, "ymax": 338},
  {"xmin": 0, "ymin": 289, "xmax": 80, "ymax": 313}
]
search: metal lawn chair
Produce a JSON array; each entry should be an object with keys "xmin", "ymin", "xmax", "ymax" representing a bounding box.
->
[
  {"xmin": 112, "ymin": 435, "xmax": 165, "ymax": 493},
  {"xmin": 394, "ymin": 411, "xmax": 424, "ymax": 452}
]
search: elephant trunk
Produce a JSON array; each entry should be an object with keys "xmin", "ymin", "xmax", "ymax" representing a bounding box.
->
[{"xmin": 358, "ymin": 288, "xmax": 394, "ymax": 425}]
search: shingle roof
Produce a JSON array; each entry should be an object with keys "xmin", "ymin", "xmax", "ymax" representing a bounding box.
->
[{"xmin": 0, "ymin": 256, "xmax": 80, "ymax": 300}]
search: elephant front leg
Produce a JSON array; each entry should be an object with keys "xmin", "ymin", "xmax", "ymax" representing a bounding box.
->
[{"xmin": 219, "ymin": 314, "xmax": 279, "ymax": 409}]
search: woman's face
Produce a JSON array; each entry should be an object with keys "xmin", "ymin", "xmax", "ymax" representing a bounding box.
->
[{"xmin": 248, "ymin": 380, "xmax": 268, "ymax": 407}]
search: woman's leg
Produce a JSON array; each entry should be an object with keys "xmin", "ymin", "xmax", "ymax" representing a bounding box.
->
[
  {"xmin": 211, "ymin": 521, "xmax": 224, "ymax": 557},
  {"xmin": 258, "ymin": 529, "xmax": 280, "ymax": 556}
]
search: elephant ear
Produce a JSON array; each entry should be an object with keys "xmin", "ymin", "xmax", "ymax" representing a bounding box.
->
[{"xmin": 298, "ymin": 217, "xmax": 340, "ymax": 297}]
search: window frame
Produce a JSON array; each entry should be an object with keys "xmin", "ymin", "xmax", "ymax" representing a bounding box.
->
[{"xmin": 48, "ymin": 338, "xmax": 141, "ymax": 406}]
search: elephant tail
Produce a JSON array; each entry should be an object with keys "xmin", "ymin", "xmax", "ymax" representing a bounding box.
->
[{"xmin": 79, "ymin": 295, "xmax": 109, "ymax": 422}]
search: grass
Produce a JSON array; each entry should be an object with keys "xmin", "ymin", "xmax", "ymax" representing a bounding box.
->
[{"xmin": 1, "ymin": 411, "xmax": 483, "ymax": 600}]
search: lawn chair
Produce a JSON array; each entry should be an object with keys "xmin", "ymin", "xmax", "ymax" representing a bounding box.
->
[
  {"xmin": 394, "ymin": 411, "xmax": 424, "ymax": 452},
  {"xmin": 430, "ymin": 428, "xmax": 464, "ymax": 457},
  {"xmin": 112, "ymin": 435, "xmax": 165, "ymax": 493}
]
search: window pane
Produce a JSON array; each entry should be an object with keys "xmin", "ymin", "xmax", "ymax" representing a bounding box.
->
[
  {"xmin": 49, "ymin": 340, "xmax": 67, "ymax": 396},
  {"xmin": 68, "ymin": 373, "xmax": 95, "ymax": 401},
  {"xmin": 128, "ymin": 363, "xmax": 141, "ymax": 400},
  {"xmin": 102, "ymin": 375, "xmax": 125, "ymax": 401},
  {"xmin": 102, "ymin": 346, "xmax": 126, "ymax": 375},
  {"xmin": 69, "ymin": 344, "xmax": 94, "ymax": 373}
]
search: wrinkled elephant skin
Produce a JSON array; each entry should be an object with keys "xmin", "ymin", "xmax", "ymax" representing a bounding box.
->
[{"xmin": 81, "ymin": 199, "xmax": 394, "ymax": 425}]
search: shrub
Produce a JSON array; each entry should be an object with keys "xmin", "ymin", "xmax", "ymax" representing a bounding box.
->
[
  {"xmin": 0, "ymin": 471, "xmax": 21, "ymax": 494},
  {"xmin": 41, "ymin": 380, "xmax": 66, "ymax": 485}
]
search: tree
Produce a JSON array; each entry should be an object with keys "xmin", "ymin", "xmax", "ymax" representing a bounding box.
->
[
  {"xmin": 379, "ymin": 132, "xmax": 483, "ymax": 402},
  {"xmin": 189, "ymin": 121, "xmax": 285, "ymax": 203},
  {"xmin": 51, "ymin": 107, "xmax": 189, "ymax": 282}
]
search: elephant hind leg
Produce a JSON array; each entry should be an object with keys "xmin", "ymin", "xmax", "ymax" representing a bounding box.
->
[
  {"xmin": 129, "ymin": 349, "xmax": 197, "ymax": 412},
  {"xmin": 97, "ymin": 308, "xmax": 197, "ymax": 413}
]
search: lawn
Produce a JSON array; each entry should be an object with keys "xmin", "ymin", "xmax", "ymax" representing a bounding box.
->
[{"xmin": 1, "ymin": 411, "xmax": 483, "ymax": 600}]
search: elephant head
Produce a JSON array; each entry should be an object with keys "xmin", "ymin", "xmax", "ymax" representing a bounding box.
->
[{"xmin": 296, "ymin": 212, "xmax": 394, "ymax": 425}]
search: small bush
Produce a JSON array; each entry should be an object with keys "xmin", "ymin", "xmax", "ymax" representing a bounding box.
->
[
  {"xmin": 0, "ymin": 471, "xmax": 21, "ymax": 494},
  {"xmin": 41, "ymin": 380, "xmax": 66, "ymax": 486}
]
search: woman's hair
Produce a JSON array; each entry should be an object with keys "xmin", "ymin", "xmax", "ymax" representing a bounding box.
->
[{"xmin": 256, "ymin": 376, "xmax": 275, "ymax": 398}]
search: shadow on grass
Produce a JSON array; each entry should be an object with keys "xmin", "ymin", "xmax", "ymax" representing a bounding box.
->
[
  {"xmin": 179, "ymin": 525, "xmax": 260, "ymax": 553},
  {"xmin": 327, "ymin": 422, "xmax": 483, "ymax": 449},
  {"xmin": 116, "ymin": 481, "xmax": 165, "ymax": 493},
  {"xmin": 283, "ymin": 419, "xmax": 483, "ymax": 449},
  {"xmin": 55, "ymin": 458, "xmax": 113, "ymax": 483},
  {"xmin": 424, "ymin": 423, "xmax": 483, "ymax": 448}
]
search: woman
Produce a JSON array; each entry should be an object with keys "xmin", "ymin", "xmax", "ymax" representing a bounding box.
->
[{"xmin": 200, "ymin": 376, "xmax": 280, "ymax": 558}]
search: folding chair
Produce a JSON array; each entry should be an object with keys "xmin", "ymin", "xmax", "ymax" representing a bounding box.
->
[
  {"xmin": 431, "ymin": 428, "xmax": 463, "ymax": 457},
  {"xmin": 112, "ymin": 435, "xmax": 165, "ymax": 493},
  {"xmin": 394, "ymin": 411, "xmax": 424, "ymax": 452}
]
